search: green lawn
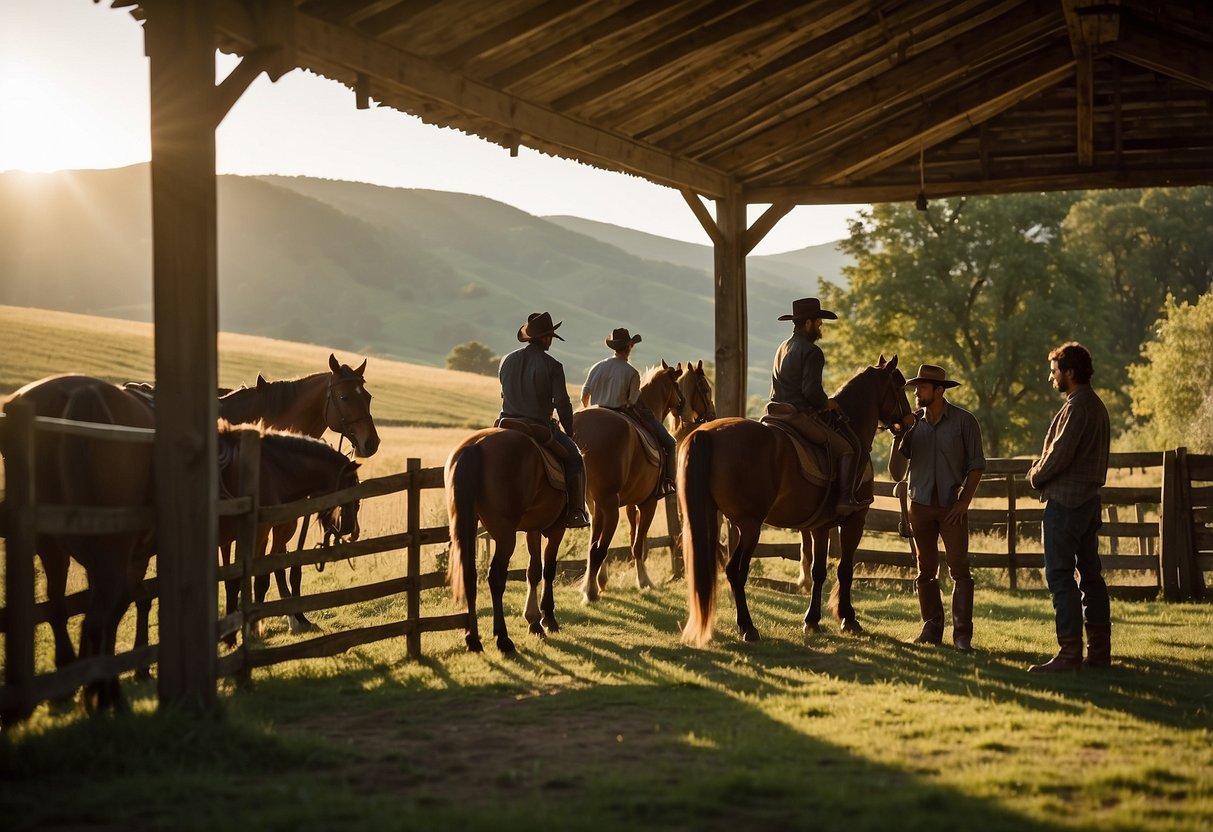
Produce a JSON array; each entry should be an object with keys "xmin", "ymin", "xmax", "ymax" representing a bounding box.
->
[{"xmin": 3, "ymin": 581, "xmax": 1210, "ymax": 832}]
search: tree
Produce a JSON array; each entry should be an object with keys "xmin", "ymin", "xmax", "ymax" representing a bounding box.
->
[
  {"xmin": 824, "ymin": 193, "xmax": 1108, "ymax": 456},
  {"xmin": 1126, "ymin": 292, "xmax": 1213, "ymax": 450},
  {"xmin": 446, "ymin": 341, "xmax": 499, "ymax": 376}
]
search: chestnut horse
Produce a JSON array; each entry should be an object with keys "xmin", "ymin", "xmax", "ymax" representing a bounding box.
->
[
  {"xmin": 681, "ymin": 356, "xmax": 914, "ymax": 646},
  {"xmin": 446, "ymin": 428, "xmax": 567, "ymax": 653},
  {"xmin": 673, "ymin": 360, "xmax": 716, "ymax": 441},
  {"xmin": 572, "ymin": 361, "xmax": 684, "ymax": 602}
]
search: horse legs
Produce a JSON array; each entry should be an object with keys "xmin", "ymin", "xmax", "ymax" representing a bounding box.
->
[
  {"xmin": 540, "ymin": 528, "xmax": 565, "ymax": 633},
  {"xmin": 802, "ymin": 529, "xmax": 829, "ymax": 634},
  {"xmin": 830, "ymin": 513, "xmax": 867, "ymax": 634},
  {"xmin": 525, "ymin": 531, "xmax": 546, "ymax": 637},
  {"xmin": 723, "ymin": 520, "xmax": 763, "ymax": 642},
  {"xmin": 270, "ymin": 522, "xmax": 313, "ymax": 634},
  {"xmin": 487, "ymin": 533, "xmax": 518, "ymax": 654},
  {"xmin": 219, "ymin": 542, "xmax": 241, "ymax": 648},
  {"xmin": 630, "ymin": 501, "xmax": 658, "ymax": 590},
  {"xmin": 39, "ymin": 549, "xmax": 76, "ymax": 670},
  {"xmin": 582, "ymin": 501, "xmax": 619, "ymax": 603},
  {"xmin": 78, "ymin": 560, "xmax": 130, "ymax": 714}
]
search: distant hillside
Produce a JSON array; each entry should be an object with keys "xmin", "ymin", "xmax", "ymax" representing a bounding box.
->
[
  {"xmin": 543, "ymin": 215, "xmax": 852, "ymax": 291},
  {"xmin": 0, "ymin": 166, "xmax": 848, "ymax": 396}
]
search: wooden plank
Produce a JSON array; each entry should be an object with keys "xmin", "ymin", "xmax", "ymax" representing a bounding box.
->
[
  {"xmin": 1192, "ymin": 507, "xmax": 1213, "ymax": 524},
  {"xmin": 244, "ymin": 613, "xmax": 468, "ymax": 669},
  {"xmin": 1194, "ymin": 530, "xmax": 1213, "ymax": 553},
  {"xmin": 30, "ymin": 645, "xmax": 159, "ymax": 707},
  {"xmin": 1110, "ymin": 450, "xmax": 1166, "ymax": 469},
  {"xmin": 234, "ymin": 428, "xmax": 260, "ymax": 684},
  {"xmin": 1007, "ymin": 475, "xmax": 1018, "ymax": 592},
  {"xmin": 1185, "ymin": 454, "xmax": 1213, "ymax": 482},
  {"xmin": 34, "ymin": 505, "xmax": 156, "ymax": 536},
  {"xmin": 147, "ymin": 0, "xmax": 220, "ymax": 711},
  {"xmin": 1101, "ymin": 485, "xmax": 1161, "ymax": 504},
  {"xmin": 1100, "ymin": 521, "xmax": 1158, "ymax": 538},
  {"xmin": 714, "ymin": 188, "xmax": 747, "ymax": 418},
  {"xmin": 1, "ymin": 399, "xmax": 37, "ymax": 724},
  {"xmin": 33, "ymin": 415, "xmax": 156, "ymax": 443},
  {"xmin": 680, "ymin": 189, "xmax": 722, "ymax": 246},
  {"xmin": 406, "ymin": 458, "xmax": 422, "ymax": 659},
  {"xmin": 1175, "ymin": 448, "xmax": 1196, "ymax": 600},
  {"xmin": 1104, "ymin": 23, "xmax": 1213, "ymax": 94},
  {"xmin": 223, "ymin": 526, "xmax": 450, "ymax": 581},
  {"xmin": 251, "ymin": 576, "xmax": 412, "ymax": 620},
  {"xmin": 1190, "ymin": 485, "xmax": 1213, "ymax": 504},
  {"xmin": 743, "ymin": 201, "xmax": 794, "ymax": 255},
  {"xmin": 1158, "ymin": 449, "xmax": 1181, "ymax": 601}
]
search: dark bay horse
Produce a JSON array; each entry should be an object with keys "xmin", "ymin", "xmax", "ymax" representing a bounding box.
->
[
  {"xmin": 673, "ymin": 360, "xmax": 717, "ymax": 441},
  {"xmin": 572, "ymin": 361, "xmax": 683, "ymax": 601},
  {"xmin": 680, "ymin": 356, "xmax": 914, "ymax": 646},
  {"xmin": 446, "ymin": 428, "xmax": 567, "ymax": 653}
]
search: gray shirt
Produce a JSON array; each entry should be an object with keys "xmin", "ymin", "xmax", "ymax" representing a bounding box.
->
[
  {"xmin": 896, "ymin": 401, "xmax": 986, "ymax": 507},
  {"xmin": 498, "ymin": 342, "xmax": 574, "ymax": 433},
  {"xmin": 770, "ymin": 331, "xmax": 828, "ymax": 411},
  {"xmin": 582, "ymin": 357, "xmax": 640, "ymax": 408},
  {"xmin": 1028, "ymin": 385, "xmax": 1110, "ymax": 507}
]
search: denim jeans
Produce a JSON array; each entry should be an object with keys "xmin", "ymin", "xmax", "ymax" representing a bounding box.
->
[{"xmin": 1042, "ymin": 496, "xmax": 1109, "ymax": 638}]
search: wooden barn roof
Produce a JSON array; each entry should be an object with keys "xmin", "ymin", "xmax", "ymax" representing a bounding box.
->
[{"xmin": 125, "ymin": 1, "xmax": 1213, "ymax": 204}]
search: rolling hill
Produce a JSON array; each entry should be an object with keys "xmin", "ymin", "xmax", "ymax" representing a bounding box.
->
[{"xmin": 1, "ymin": 165, "xmax": 850, "ymax": 396}]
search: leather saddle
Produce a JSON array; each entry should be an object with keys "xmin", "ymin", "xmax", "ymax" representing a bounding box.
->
[
  {"xmin": 496, "ymin": 418, "xmax": 566, "ymax": 491},
  {"xmin": 759, "ymin": 402, "xmax": 831, "ymax": 487},
  {"xmin": 604, "ymin": 407, "xmax": 662, "ymax": 467}
]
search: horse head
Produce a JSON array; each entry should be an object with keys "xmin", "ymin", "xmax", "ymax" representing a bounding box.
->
[
  {"xmin": 324, "ymin": 353, "xmax": 381, "ymax": 457},
  {"xmin": 638, "ymin": 360, "xmax": 684, "ymax": 421},
  {"xmin": 837, "ymin": 355, "xmax": 914, "ymax": 446},
  {"xmin": 676, "ymin": 359, "xmax": 716, "ymax": 432}
]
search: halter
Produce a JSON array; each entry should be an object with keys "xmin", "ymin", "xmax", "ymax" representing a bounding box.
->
[
  {"xmin": 877, "ymin": 369, "xmax": 914, "ymax": 435},
  {"xmin": 323, "ymin": 372, "xmax": 374, "ymax": 454},
  {"xmin": 683, "ymin": 373, "xmax": 715, "ymax": 427}
]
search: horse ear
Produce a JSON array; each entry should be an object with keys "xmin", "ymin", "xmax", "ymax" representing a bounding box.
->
[
  {"xmin": 877, "ymin": 353, "xmax": 887, "ymax": 367},
  {"xmin": 887, "ymin": 354, "xmax": 899, "ymax": 371},
  {"xmin": 329, "ymin": 353, "xmax": 341, "ymax": 373},
  {"xmin": 674, "ymin": 366, "xmax": 684, "ymax": 378},
  {"xmin": 256, "ymin": 374, "xmax": 268, "ymax": 390},
  {"xmin": 676, "ymin": 362, "xmax": 683, "ymax": 372},
  {"xmin": 354, "ymin": 358, "xmax": 367, "ymax": 376},
  {"xmin": 661, "ymin": 359, "xmax": 670, "ymax": 370},
  {"xmin": 696, "ymin": 359, "xmax": 703, "ymax": 371}
]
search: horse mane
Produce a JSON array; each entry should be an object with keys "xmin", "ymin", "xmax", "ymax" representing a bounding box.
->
[
  {"xmin": 639, "ymin": 365, "xmax": 671, "ymax": 386},
  {"xmin": 220, "ymin": 373, "xmax": 323, "ymax": 414},
  {"xmin": 833, "ymin": 365, "xmax": 880, "ymax": 400},
  {"xmin": 217, "ymin": 419, "xmax": 349, "ymax": 467}
]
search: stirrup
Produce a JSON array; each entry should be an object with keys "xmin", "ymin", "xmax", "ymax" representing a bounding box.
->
[{"xmin": 564, "ymin": 508, "xmax": 590, "ymax": 529}]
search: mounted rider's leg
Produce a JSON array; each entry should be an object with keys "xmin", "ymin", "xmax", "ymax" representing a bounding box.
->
[{"xmin": 554, "ymin": 429, "xmax": 590, "ymax": 528}]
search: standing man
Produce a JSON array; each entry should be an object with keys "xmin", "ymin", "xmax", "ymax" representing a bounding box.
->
[
  {"xmin": 893, "ymin": 365, "xmax": 985, "ymax": 652},
  {"xmin": 498, "ymin": 311, "xmax": 590, "ymax": 528},
  {"xmin": 581, "ymin": 327, "xmax": 678, "ymax": 497},
  {"xmin": 769, "ymin": 297, "xmax": 865, "ymax": 514},
  {"xmin": 1027, "ymin": 342, "xmax": 1111, "ymax": 673}
]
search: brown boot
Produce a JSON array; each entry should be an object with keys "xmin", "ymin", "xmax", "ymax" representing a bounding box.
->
[
  {"xmin": 834, "ymin": 453, "xmax": 871, "ymax": 515},
  {"xmin": 1084, "ymin": 621, "xmax": 1111, "ymax": 667},
  {"xmin": 951, "ymin": 578, "xmax": 974, "ymax": 653},
  {"xmin": 563, "ymin": 467, "xmax": 590, "ymax": 528},
  {"xmin": 913, "ymin": 578, "xmax": 944, "ymax": 644},
  {"xmin": 1028, "ymin": 634, "xmax": 1083, "ymax": 673}
]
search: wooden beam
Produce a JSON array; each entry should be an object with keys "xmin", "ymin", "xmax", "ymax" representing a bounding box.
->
[
  {"xmin": 1103, "ymin": 21, "xmax": 1213, "ymax": 93},
  {"xmin": 213, "ymin": 0, "xmax": 730, "ymax": 197},
  {"xmin": 1076, "ymin": 48, "xmax": 1094, "ymax": 166},
  {"xmin": 744, "ymin": 201, "xmax": 794, "ymax": 255},
  {"xmin": 145, "ymin": 0, "xmax": 220, "ymax": 712},
  {"xmin": 212, "ymin": 46, "xmax": 279, "ymax": 127},
  {"xmin": 714, "ymin": 187, "xmax": 747, "ymax": 418},
  {"xmin": 1062, "ymin": 1, "xmax": 1118, "ymax": 167},
  {"xmin": 680, "ymin": 188, "xmax": 724, "ymax": 247}
]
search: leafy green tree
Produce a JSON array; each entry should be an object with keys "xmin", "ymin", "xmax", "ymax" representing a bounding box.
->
[
  {"xmin": 445, "ymin": 341, "xmax": 499, "ymax": 376},
  {"xmin": 1126, "ymin": 292, "xmax": 1213, "ymax": 450},
  {"xmin": 824, "ymin": 193, "xmax": 1108, "ymax": 456}
]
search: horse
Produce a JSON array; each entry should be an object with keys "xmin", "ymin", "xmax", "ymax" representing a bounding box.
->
[
  {"xmin": 572, "ymin": 361, "xmax": 684, "ymax": 602},
  {"xmin": 673, "ymin": 360, "xmax": 716, "ymax": 441},
  {"xmin": 446, "ymin": 426, "xmax": 569, "ymax": 653},
  {"xmin": 680, "ymin": 355, "xmax": 914, "ymax": 646}
]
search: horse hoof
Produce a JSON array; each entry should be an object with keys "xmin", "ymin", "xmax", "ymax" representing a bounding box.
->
[
  {"xmin": 840, "ymin": 618, "xmax": 865, "ymax": 635},
  {"xmin": 288, "ymin": 617, "xmax": 315, "ymax": 635},
  {"xmin": 465, "ymin": 635, "xmax": 484, "ymax": 653},
  {"xmin": 741, "ymin": 627, "xmax": 761, "ymax": 643},
  {"xmin": 498, "ymin": 636, "xmax": 517, "ymax": 654},
  {"xmin": 542, "ymin": 616, "xmax": 560, "ymax": 633},
  {"xmin": 581, "ymin": 587, "xmax": 599, "ymax": 604},
  {"xmin": 803, "ymin": 621, "xmax": 821, "ymax": 635},
  {"xmin": 529, "ymin": 622, "xmax": 546, "ymax": 637}
]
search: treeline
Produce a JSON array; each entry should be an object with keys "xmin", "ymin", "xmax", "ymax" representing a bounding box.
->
[{"xmin": 821, "ymin": 188, "xmax": 1213, "ymax": 456}]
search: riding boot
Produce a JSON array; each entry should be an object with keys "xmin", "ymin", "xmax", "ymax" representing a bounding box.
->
[
  {"xmin": 1084, "ymin": 621, "xmax": 1112, "ymax": 668},
  {"xmin": 658, "ymin": 450, "xmax": 677, "ymax": 498},
  {"xmin": 951, "ymin": 577, "xmax": 974, "ymax": 653},
  {"xmin": 1028, "ymin": 634, "xmax": 1084, "ymax": 673},
  {"xmin": 563, "ymin": 467, "xmax": 591, "ymax": 528},
  {"xmin": 913, "ymin": 578, "xmax": 944, "ymax": 644},
  {"xmin": 834, "ymin": 453, "xmax": 870, "ymax": 515}
]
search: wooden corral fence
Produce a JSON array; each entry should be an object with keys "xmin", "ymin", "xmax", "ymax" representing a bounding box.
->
[{"xmin": 746, "ymin": 451, "xmax": 1210, "ymax": 602}]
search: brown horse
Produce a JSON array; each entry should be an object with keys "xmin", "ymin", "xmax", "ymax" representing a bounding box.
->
[
  {"xmin": 572, "ymin": 361, "xmax": 684, "ymax": 602},
  {"xmin": 673, "ymin": 360, "xmax": 717, "ymax": 441},
  {"xmin": 446, "ymin": 428, "xmax": 567, "ymax": 653},
  {"xmin": 680, "ymin": 356, "xmax": 914, "ymax": 646}
]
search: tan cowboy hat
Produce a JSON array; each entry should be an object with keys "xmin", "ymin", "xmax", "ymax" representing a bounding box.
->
[
  {"xmin": 606, "ymin": 327, "xmax": 642, "ymax": 350},
  {"xmin": 905, "ymin": 364, "xmax": 960, "ymax": 388},
  {"xmin": 517, "ymin": 311, "xmax": 564, "ymax": 342},
  {"xmin": 778, "ymin": 297, "xmax": 837, "ymax": 321}
]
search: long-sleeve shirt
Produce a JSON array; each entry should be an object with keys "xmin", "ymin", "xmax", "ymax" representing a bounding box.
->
[
  {"xmin": 770, "ymin": 331, "xmax": 828, "ymax": 411},
  {"xmin": 581, "ymin": 357, "xmax": 640, "ymax": 408},
  {"xmin": 498, "ymin": 342, "xmax": 575, "ymax": 434},
  {"xmin": 1028, "ymin": 385, "xmax": 1110, "ymax": 507},
  {"xmin": 895, "ymin": 401, "xmax": 985, "ymax": 507}
]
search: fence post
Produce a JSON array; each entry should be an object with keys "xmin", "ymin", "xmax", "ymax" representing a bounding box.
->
[
  {"xmin": 235, "ymin": 428, "xmax": 261, "ymax": 685},
  {"xmin": 1174, "ymin": 447, "xmax": 1196, "ymax": 601},
  {"xmin": 1006, "ymin": 475, "xmax": 1018, "ymax": 593},
  {"xmin": 1, "ymin": 400, "xmax": 37, "ymax": 725},
  {"xmin": 407, "ymin": 457, "xmax": 422, "ymax": 659},
  {"xmin": 1134, "ymin": 503, "xmax": 1151, "ymax": 558},
  {"xmin": 665, "ymin": 496, "xmax": 682, "ymax": 579},
  {"xmin": 1159, "ymin": 449, "xmax": 1181, "ymax": 602},
  {"xmin": 1106, "ymin": 504, "xmax": 1120, "ymax": 555}
]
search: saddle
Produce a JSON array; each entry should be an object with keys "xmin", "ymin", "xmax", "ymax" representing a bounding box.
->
[
  {"xmin": 759, "ymin": 402, "xmax": 831, "ymax": 487},
  {"xmin": 604, "ymin": 407, "xmax": 662, "ymax": 467},
  {"xmin": 496, "ymin": 418, "xmax": 566, "ymax": 491}
]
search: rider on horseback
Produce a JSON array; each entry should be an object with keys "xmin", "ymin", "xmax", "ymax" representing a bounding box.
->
[
  {"xmin": 769, "ymin": 297, "xmax": 868, "ymax": 515},
  {"xmin": 580, "ymin": 327, "xmax": 678, "ymax": 498},
  {"xmin": 498, "ymin": 311, "xmax": 591, "ymax": 528}
]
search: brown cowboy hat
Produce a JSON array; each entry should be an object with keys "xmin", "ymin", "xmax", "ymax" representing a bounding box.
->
[
  {"xmin": 905, "ymin": 364, "xmax": 961, "ymax": 388},
  {"xmin": 517, "ymin": 311, "xmax": 564, "ymax": 342},
  {"xmin": 606, "ymin": 327, "xmax": 642, "ymax": 350},
  {"xmin": 778, "ymin": 297, "xmax": 837, "ymax": 321}
]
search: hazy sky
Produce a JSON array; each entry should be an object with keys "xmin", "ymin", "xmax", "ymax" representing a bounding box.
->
[{"xmin": 0, "ymin": 1, "xmax": 865, "ymax": 255}]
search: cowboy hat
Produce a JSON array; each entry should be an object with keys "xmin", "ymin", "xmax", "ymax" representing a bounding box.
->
[
  {"xmin": 606, "ymin": 327, "xmax": 642, "ymax": 350},
  {"xmin": 905, "ymin": 364, "xmax": 960, "ymax": 388},
  {"xmin": 517, "ymin": 311, "xmax": 564, "ymax": 342},
  {"xmin": 777, "ymin": 297, "xmax": 837, "ymax": 321}
]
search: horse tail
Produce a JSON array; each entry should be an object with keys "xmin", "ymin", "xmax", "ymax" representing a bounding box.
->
[
  {"xmin": 447, "ymin": 442, "xmax": 481, "ymax": 606},
  {"xmin": 680, "ymin": 428, "xmax": 717, "ymax": 647}
]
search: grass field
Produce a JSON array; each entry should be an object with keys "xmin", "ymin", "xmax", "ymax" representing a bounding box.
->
[{"xmin": 2, "ymin": 305, "xmax": 1211, "ymax": 830}]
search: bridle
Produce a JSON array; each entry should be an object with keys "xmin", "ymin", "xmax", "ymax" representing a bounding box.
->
[
  {"xmin": 683, "ymin": 372, "xmax": 715, "ymax": 428},
  {"xmin": 323, "ymin": 372, "xmax": 374, "ymax": 454},
  {"xmin": 878, "ymin": 369, "xmax": 914, "ymax": 436}
]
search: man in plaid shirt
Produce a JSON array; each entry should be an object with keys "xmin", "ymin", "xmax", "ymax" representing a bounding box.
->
[{"xmin": 1027, "ymin": 342, "xmax": 1111, "ymax": 673}]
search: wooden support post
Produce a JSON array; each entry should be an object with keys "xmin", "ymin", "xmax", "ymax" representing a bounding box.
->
[
  {"xmin": 1106, "ymin": 504, "xmax": 1119, "ymax": 555},
  {"xmin": 713, "ymin": 187, "xmax": 747, "ymax": 418},
  {"xmin": 235, "ymin": 428, "xmax": 261, "ymax": 685},
  {"xmin": 146, "ymin": 0, "xmax": 220, "ymax": 711},
  {"xmin": 406, "ymin": 457, "xmax": 422, "ymax": 659},
  {"xmin": 1174, "ymin": 447, "xmax": 1196, "ymax": 600},
  {"xmin": 1006, "ymin": 475, "xmax": 1018, "ymax": 593},
  {"xmin": 1, "ymin": 400, "xmax": 37, "ymax": 725},
  {"xmin": 665, "ymin": 496, "xmax": 682, "ymax": 579},
  {"xmin": 1159, "ymin": 449, "xmax": 1180, "ymax": 601}
]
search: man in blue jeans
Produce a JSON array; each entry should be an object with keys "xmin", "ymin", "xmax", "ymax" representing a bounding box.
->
[{"xmin": 1027, "ymin": 342, "xmax": 1111, "ymax": 673}]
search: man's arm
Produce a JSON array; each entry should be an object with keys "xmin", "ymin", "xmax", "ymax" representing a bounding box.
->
[
  {"xmin": 551, "ymin": 363, "xmax": 575, "ymax": 435},
  {"xmin": 1028, "ymin": 405, "xmax": 1081, "ymax": 489},
  {"xmin": 800, "ymin": 346, "xmax": 829, "ymax": 410}
]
